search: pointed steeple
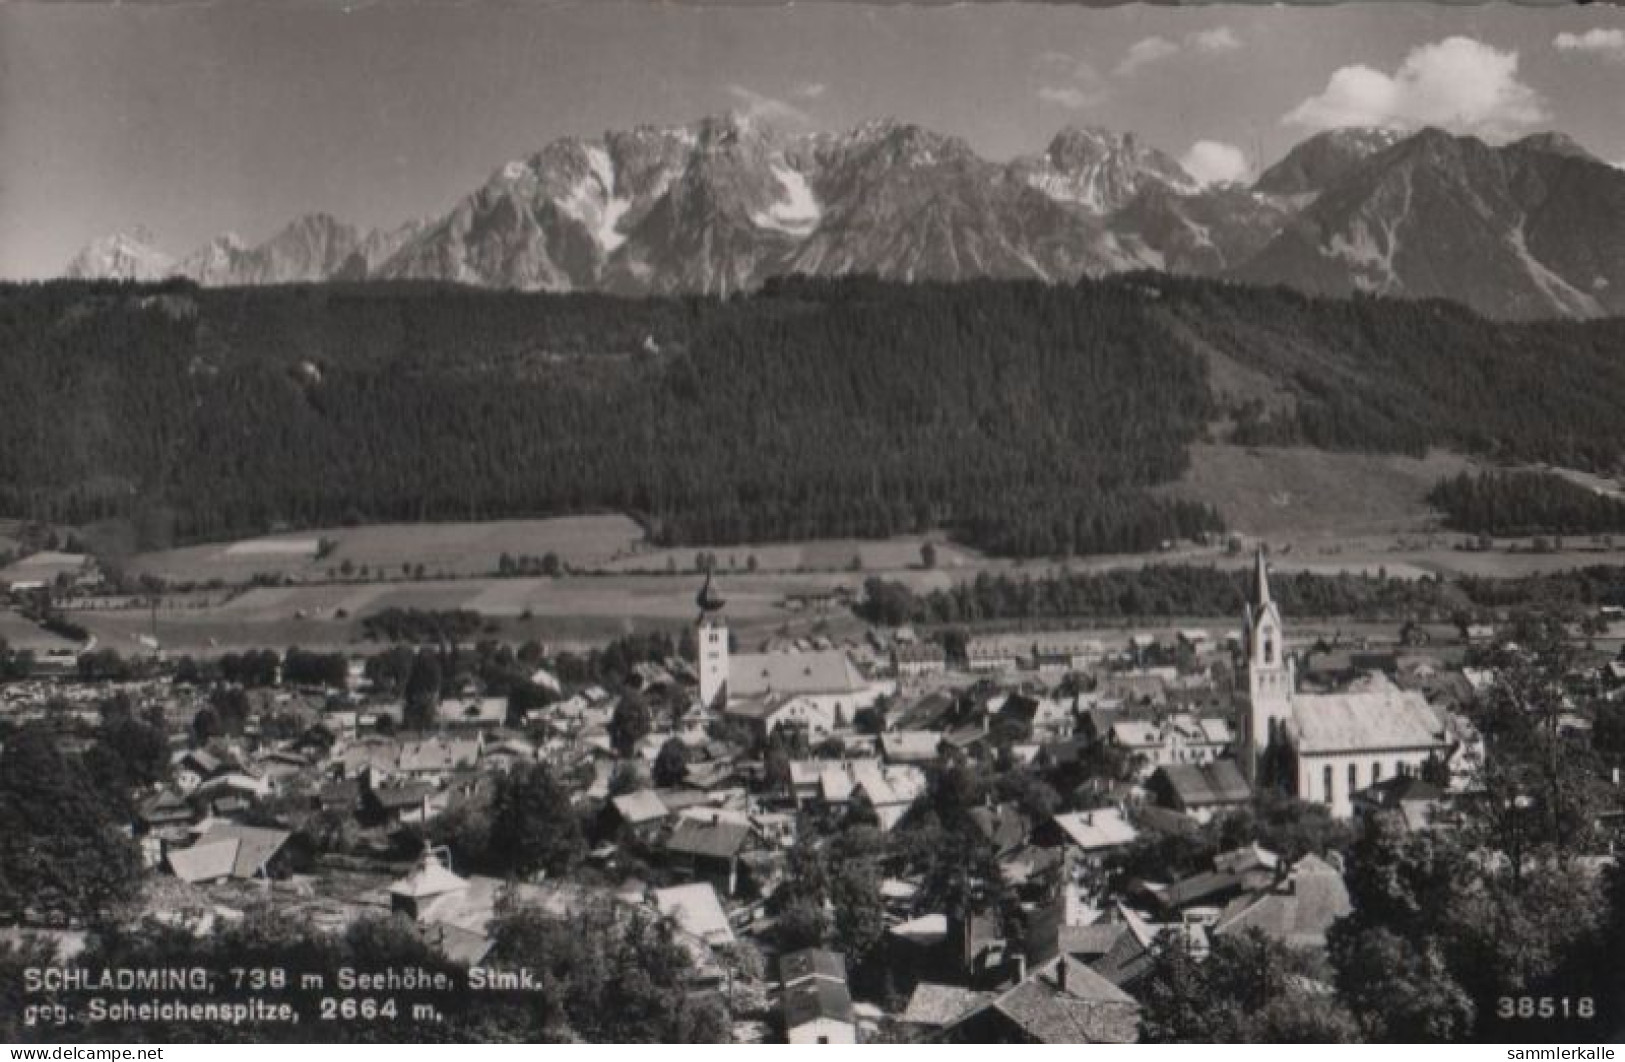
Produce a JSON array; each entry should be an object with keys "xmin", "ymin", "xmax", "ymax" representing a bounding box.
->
[{"xmin": 1253, "ymin": 546, "xmax": 1272, "ymax": 609}]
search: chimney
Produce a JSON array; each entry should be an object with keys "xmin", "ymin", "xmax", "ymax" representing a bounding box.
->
[
  {"xmin": 1057, "ymin": 956, "xmax": 1068, "ymax": 992},
  {"xmin": 1013, "ymin": 953, "xmax": 1027, "ymax": 984}
]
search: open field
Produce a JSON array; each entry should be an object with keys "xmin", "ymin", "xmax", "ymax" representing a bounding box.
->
[
  {"xmin": 0, "ymin": 609, "xmax": 80, "ymax": 654},
  {"xmin": 600, "ymin": 533, "xmax": 982, "ymax": 575},
  {"xmin": 34, "ymin": 450, "xmax": 1625, "ymax": 656},
  {"xmin": 52, "ymin": 532, "xmax": 1625, "ymax": 657},
  {"xmin": 126, "ymin": 515, "xmax": 646, "ymax": 584},
  {"xmin": 1158, "ymin": 444, "xmax": 1479, "ymax": 541}
]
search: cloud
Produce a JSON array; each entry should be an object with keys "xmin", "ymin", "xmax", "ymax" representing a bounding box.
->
[
  {"xmin": 1116, "ymin": 36, "xmax": 1180, "ymax": 76},
  {"xmin": 1115, "ymin": 27, "xmax": 1243, "ymax": 76},
  {"xmin": 1283, "ymin": 36, "xmax": 1547, "ymax": 140},
  {"xmin": 1181, "ymin": 140, "xmax": 1251, "ymax": 186},
  {"xmin": 726, "ymin": 84, "xmax": 811, "ymax": 127},
  {"xmin": 1554, "ymin": 28, "xmax": 1625, "ymax": 62},
  {"xmin": 1034, "ymin": 53, "xmax": 1108, "ymax": 110},
  {"xmin": 1036, "ymin": 86, "xmax": 1102, "ymax": 110},
  {"xmin": 794, "ymin": 82, "xmax": 829, "ymax": 100},
  {"xmin": 1190, "ymin": 27, "xmax": 1242, "ymax": 55}
]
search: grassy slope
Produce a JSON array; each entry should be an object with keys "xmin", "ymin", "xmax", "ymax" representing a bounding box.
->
[{"xmin": 1157, "ymin": 444, "xmax": 1480, "ymax": 540}]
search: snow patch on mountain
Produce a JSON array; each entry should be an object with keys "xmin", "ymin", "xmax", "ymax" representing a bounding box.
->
[
  {"xmin": 585, "ymin": 144, "xmax": 632, "ymax": 253},
  {"xmin": 65, "ymin": 229, "xmax": 176, "ymax": 282},
  {"xmin": 751, "ymin": 162, "xmax": 821, "ymax": 235},
  {"xmin": 1327, "ymin": 217, "xmax": 1401, "ymax": 292}
]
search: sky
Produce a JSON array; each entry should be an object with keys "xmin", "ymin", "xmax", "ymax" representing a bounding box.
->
[{"xmin": 2, "ymin": 1, "xmax": 1623, "ymax": 279}]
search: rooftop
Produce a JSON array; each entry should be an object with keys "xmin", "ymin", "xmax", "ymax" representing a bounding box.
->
[
  {"xmin": 728, "ymin": 650, "xmax": 867, "ymax": 699},
  {"xmin": 1292, "ymin": 687, "xmax": 1448, "ymax": 754}
]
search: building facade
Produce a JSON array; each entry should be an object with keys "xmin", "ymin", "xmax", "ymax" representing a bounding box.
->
[{"xmin": 1236, "ymin": 549, "xmax": 1454, "ymax": 818}]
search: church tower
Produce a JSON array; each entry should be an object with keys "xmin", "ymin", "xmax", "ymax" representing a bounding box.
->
[
  {"xmin": 696, "ymin": 571, "xmax": 729, "ymax": 708},
  {"xmin": 1238, "ymin": 547, "xmax": 1294, "ymax": 782}
]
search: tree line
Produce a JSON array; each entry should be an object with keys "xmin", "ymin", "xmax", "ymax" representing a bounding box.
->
[
  {"xmin": 1429, "ymin": 470, "xmax": 1625, "ymax": 536},
  {"xmin": 859, "ymin": 560, "xmax": 1625, "ymax": 627},
  {"xmin": 7, "ymin": 275, "xmax": 1625, "ymax": 559}
]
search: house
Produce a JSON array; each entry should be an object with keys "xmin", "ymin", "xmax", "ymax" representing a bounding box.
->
[
  {"xmin": 894, "ymin": 642, "xmax": 947, "ymax": 678},
  {"xmin": 610, "ymin": 789, "xmax": 670, "ymax": 835},
  {"xmin": 1213, "ymin": 843, "xmax": 1281, "ymax": 883},
  {"xmin": 360, "ymin": 776, "xmax": 441, "ymax": 825},
  {"xmin": 899, "ymin": 983, "xmax": 992, "ymax": 1035},
  {"xmin": 782, "ymin": 948, "xmax": 857, "ymax": 1044},
  {"xmin": 969, "ymin": 803, "xmax": 1031, "ymax": 859},
  {"xmin": 1101, "ymin": 672, "xmax": 1167, "ymax": 708},
  {"xmin": 138, "ymin": 789, "xmax": 198, "ymax": 833},
  {"xmin": 389, "ymin": 853, "xmax": 472, "ymax": 921},
  {"xmin": 881, "ymin": 730, "xmax": 941, "ymax": 765},
  {"xmin": 388, "ymin": 852, "xmax": 624, "ymax": 965},
  {"xmin": 1212, "ymin": 853, "xmax": 1351, "ymax": 951},
  {"xmin": 893, "ymin": 691, "xmax": 959, "ymax": 731},
  {"xmin": 844, "ymin": 761, "xmax": 927, "ymax": 830},
  {"xmin": 1351, "ymin": 775, "xmax": 1448, "ymax": 832},
  {"xmin": 188, "ymin": 771, "xmax": 273, "ymax": 818},
  {"xmin": 480, "ymin": 737, "xmax": 537, "ymax": 773},
  {"xmin": 1036, "ymin": 808, "xmax": 1138, "ymax": 862},
  {"xmin": 1146, "ymin": 760, "xmax": 1253, "ymax": 823},
  {"xmin": 165, "ymin": 823, "xmax": 291, "ymax": 884},
  {"xmin": 1029, "ymin": 632, "xmax": 1107, "ymax": 672},
  {"xmin": 1152, "ymin": 714, "xmax": 1231, "ymax": 767},
  {"xmin": 965, "ymin": 636, "xmax": 1020, "ymax": 673},
  {"xmin": 653, "ymin": 882, "xmax": 735, "ymax": 947},
  {"xmin": 936, "ymin": 956, "xmax": 1140, "ymax": 1044},
  {"xmin": 436, "ymin": 697, "xmax": 507, "ymax": 729},
  {"xmin": 789, "ymin": 758, "xmax": 927, "ymax": 829},
  {"xmin": 357, "ymin": 701, "xmax": 405, "ymax": 731},
  {"xmin": 1137, "ymin": 867, "xmax": 1252, "ymax": 921},
  {"xmin": 335, "ymin": 737, "xmax": 401, "ymax": 779},
  {"xmin": 1178, "ymin": 629, "xmax": 1215, "ymax": 654},
  {"xmin": 682, "ymin": 759, "xmax": 739, "ymax": 792},
  {"xmin": 664, "ymin": 811, "xmax": 761, "ymax": 896},
  {"xmin": 397, "ymin": 736, "xmax": 481, "ymax": 779},
  {"xmin": 1025, "ymin": 883, "xmax": 1134, "ymax": 971},
  {"xmin": 997, "ymin": 694, "xmax": 1074, "ymax": 742},
  {"xmin": 173, "ymin": 748, "xmax": 236, "ymax": 792},
  {"xmin": 726, "ymin": 692, "xmax": 843, "ymax": 742}
]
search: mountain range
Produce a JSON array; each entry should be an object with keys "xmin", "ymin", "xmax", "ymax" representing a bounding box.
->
[{"xmin": 65, "ymin": 115, "xmax": 1625, "ymax": 320}]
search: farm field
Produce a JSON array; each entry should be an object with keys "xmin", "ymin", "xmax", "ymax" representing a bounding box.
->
[
  {"xmin": 0, "ymin": 608, "xmax": 80, "ymax": 654},
  {"xmin": 126, "ymin": 515, "xmax": 647, "ymax": 584},
  {"xmin": 62, "ymin": 570, "xmax": 881, "ymax": 654},
  {"xmin": 600, "ymin": 533, "xmax": 983, "ymax": 575},
  {"xmin": 32, "ymin": 466, "xmax": 1625, "ymax": 657},
  {"xmin": 1158, "ymin": 444, "xmax": 1479, "ymax": 542},
  {"xmin": 55, "ymin": 532, "xmax": 1625, "ymax": 657}
]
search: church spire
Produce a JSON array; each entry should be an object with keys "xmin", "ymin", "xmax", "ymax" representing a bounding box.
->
[
  {"xmin": 1253, "ymin": 546, "xmax": 1271, "ymax": 609},
  {"xmin": 696, "ymin": 569, "xmax": 726, "ymax": 616}
]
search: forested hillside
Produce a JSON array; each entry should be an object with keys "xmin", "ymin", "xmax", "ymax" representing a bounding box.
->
[
  {"xmin": 1429, "ymin": 470, "xmax": 1625, "ymax": 536},
  {"xmin": 2, "ymin": 275, "xmax": 1624, "ymax": 557}
]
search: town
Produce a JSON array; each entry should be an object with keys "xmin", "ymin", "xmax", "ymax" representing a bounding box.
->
[{"xmin": 2, "ymin": 538, "xmax": 1622, "ymax": 1043}]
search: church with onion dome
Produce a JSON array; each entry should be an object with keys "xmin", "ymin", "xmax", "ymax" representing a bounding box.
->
[{"xmin": 694, "ymin": 571, "xmax": 892, "ymax": 742}]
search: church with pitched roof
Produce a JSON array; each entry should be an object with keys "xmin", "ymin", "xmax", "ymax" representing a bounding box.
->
[
  {"xmin": 694, "ymin": 571, "xmax": 891, "ymax": 728},
  {"xmin": 1237, "ymin": 549, "xmax": 1455, "ymax": 818}
]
